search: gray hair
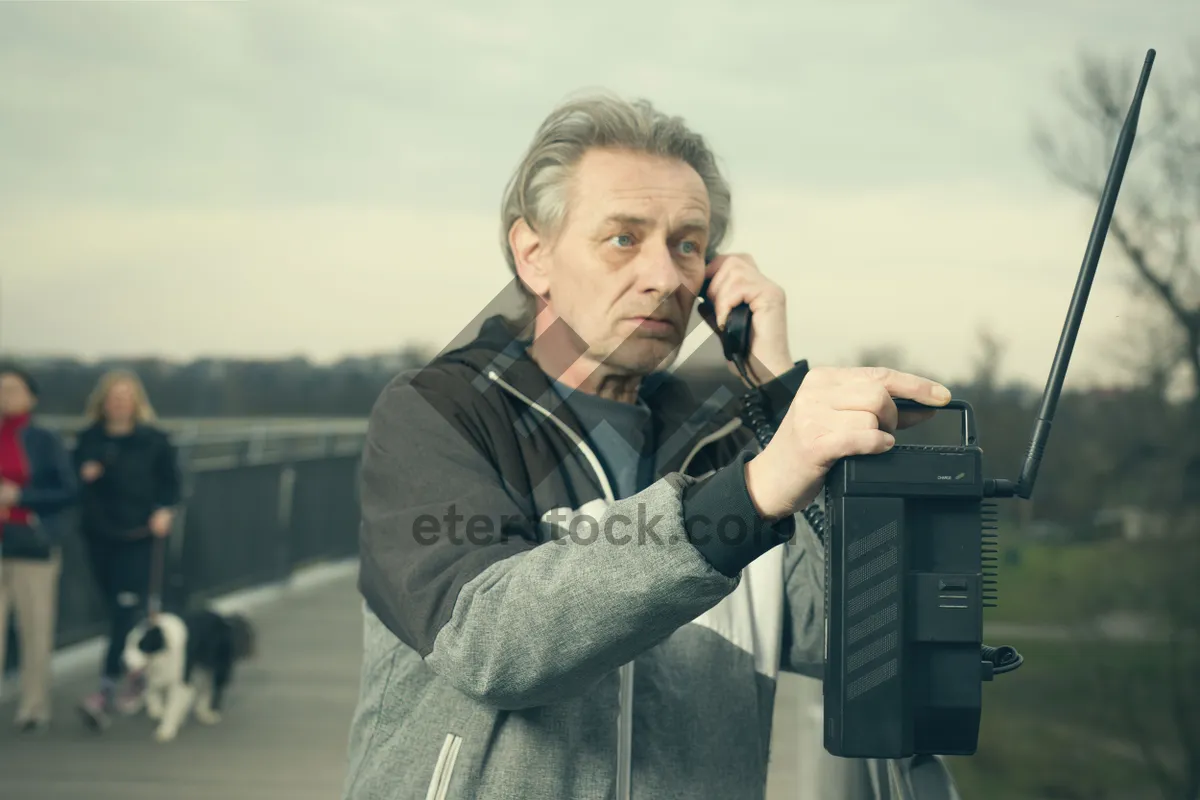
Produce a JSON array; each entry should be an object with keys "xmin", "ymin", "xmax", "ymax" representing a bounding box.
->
[{"xmin": 499, "ymin": 91, "xmax": 732, "ymax": 309}]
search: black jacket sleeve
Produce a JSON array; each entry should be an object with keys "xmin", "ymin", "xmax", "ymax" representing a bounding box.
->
[
  {"xmin": 72, "ymin": 426, "xmax": 100, "ymax": 474},
  {"xmin": 18, "ymin": 427, "xmax": 78, "ymax": 515},
  {"xmin": 678, "ymin": 359, "xmax": 812, "ymax": 578}
]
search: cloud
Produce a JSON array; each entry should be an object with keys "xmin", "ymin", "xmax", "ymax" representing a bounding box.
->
[
  {"xmin": 2, "ymin": 0, "xmax": 1190, "ymax": 211},
  {"xmin": 0, "ymin": 0, "xmax": 1189, "ymax": 388},
  {"xmin": 724, "ymin": 180, "xmax": 1136, "ymax": 387},
  {"xmin": 2, "ymin": 202, "xmax": 506, "ymax": 359},
  {"xmin": 3, "ymin": 178, "xmax": 1139, "ymax": 391}
]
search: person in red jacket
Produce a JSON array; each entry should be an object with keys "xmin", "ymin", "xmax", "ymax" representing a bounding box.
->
[{"xmin": 0, "ymin": 364, "xmax": 78, "ymax": 732}]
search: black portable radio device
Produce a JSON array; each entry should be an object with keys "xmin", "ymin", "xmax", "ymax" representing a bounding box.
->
[{"xmin": 703, "ymin": 48, "xmax": 1156, "ymax": 761}]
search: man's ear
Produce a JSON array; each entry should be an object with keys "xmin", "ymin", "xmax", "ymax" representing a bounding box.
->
[{"xmin": 509, "ymin": 218, "xmax": 551, "ymax": 300}]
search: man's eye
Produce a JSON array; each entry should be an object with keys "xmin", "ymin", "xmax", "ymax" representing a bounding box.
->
[
  {"xmin": 612, "ymin": 234, "xmax": 635, "ymax": 247},
  {"xmin": 678, "ymin": 241, "xmax": 699, "ymax": 255}
]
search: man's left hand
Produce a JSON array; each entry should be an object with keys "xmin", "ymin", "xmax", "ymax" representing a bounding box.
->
[
  {"xmin": 149, "ymin": 508, "xmax": 174, "ymax": 538},
  {"xmin": 699, "ymin": 253, "xmax": 792, "ymax": 384}
]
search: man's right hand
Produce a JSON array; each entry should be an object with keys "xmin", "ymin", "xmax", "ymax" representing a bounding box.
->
[
  {"xmin": 81, "ymin": 460, "xmax": 104, "ymax": 483},
  {"xmin": 744, "ymin": 365, "xmax": 951, "ymax": 520}
]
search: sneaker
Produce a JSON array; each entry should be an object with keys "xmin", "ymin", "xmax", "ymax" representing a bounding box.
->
[
  {"xmin": 77, "ymin": 691, "xmax": 111, "ymax": 732},
  {"xmin": 114, "ymin": 672, "xmax": 146, "ymax": 716}
]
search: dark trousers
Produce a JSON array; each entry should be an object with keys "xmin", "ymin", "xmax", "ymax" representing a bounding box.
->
[{"xmin": 84, "ymin": 537, "xmax": 155, "ymax": 681}]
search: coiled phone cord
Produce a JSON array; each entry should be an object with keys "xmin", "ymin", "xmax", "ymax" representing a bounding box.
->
[
  {"xmin": 980, "ymin": 644, "xmax": 1023, "ymax": 675},
  {"xmin": 734, "ymin": 357, "xmax": 827, "ymax": 542}
]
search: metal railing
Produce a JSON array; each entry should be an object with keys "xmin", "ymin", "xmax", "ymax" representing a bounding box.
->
[
  {"xmin": 37, "ymin": 416, "xmax": 368, "ymax": 465},
  {"xmin": 4, "ymin": 420, "xmax": 368, "ymax": 673}
]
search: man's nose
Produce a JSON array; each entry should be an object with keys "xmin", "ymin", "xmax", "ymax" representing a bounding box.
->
[{"xmin": 637, "ymin": 241, "xmax": 684, "ymax": 296}]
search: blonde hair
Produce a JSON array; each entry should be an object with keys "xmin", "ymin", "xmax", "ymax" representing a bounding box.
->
[{"xmin": 84, "ymin": 369, "xmax": 158, "ymax": 425}]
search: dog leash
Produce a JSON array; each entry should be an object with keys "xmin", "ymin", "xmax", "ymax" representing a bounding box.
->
[{"xmin": 148, "ymin": 533, "xmax": 166, "ymax": 622}]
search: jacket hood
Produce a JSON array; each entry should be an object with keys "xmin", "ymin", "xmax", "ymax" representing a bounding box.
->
[{"xmin": 433, "ymin": 313, "xmax": 745, "ymax": 462}]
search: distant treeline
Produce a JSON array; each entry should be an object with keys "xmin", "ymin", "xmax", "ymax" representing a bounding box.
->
[
  {"xmin": 10, "ymin": 347, "xmax": 1190, "ymax": 536},
  {"xmin": 16, "ymin": 348, "xmax": 434, "ymax": 419}
]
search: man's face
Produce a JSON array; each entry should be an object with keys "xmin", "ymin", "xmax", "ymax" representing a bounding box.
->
[{"xmin": 521, "ymin": 148, "xmax": 710, "ymax": 376}]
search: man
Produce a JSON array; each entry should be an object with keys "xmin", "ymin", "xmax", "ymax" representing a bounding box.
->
[{"xmin": 343, "ymin": 92, "xmax": 961, "ymax": 799}]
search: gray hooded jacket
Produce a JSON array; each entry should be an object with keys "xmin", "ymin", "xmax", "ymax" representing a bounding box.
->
[{"xmin": 341, "ymin": 314, "xmax": 963, "ymax": 800}]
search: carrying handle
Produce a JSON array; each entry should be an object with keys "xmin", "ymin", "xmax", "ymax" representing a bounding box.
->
[{"xmin": 893, "ymin": 398, "xmax": 978, "ymax": 447}]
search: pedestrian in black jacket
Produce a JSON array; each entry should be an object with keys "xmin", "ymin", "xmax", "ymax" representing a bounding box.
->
[
  {"xmin": 72, "ymin": 369, "xmax": 181, "ymax": 731},
  {"xmin": 0, "ymin": 364, "xmax": 77, "ymax": 732}
]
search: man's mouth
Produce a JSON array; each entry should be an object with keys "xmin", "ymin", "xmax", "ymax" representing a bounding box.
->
[{"xmin": 629, "ymin": 316, "xmax": 676, "ymax": 332}]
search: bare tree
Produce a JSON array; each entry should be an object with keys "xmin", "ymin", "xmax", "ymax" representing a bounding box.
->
[
  {"xmin": 1032, "ymin": 43, "xmax": 1200, "ymax": 800},
  {"xmin": 968, "ymin": 326, "xmax": 1006, "ymax": 394},
  {"xmin": 1032, "ymin": 42, "xmax": 1200, "ymax": 409},
  {"xmin": 1104, "ymin": 293, "xmax": 1192, "ymax": 402}
]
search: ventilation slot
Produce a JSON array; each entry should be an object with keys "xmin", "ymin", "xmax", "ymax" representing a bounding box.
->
[{"xmin": 982, "ymin": 501, "xmax": 999, "ymax": 608}]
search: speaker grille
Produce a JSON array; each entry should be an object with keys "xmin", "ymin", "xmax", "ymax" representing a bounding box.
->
[{"xmin": 844, "ymin": 517, "xmax": 902, "ymax": 700}]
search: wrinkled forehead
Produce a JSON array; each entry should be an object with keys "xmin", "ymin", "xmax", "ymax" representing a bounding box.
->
[{"xmin": 567, "ymin": 149, "xmax": 711, "ymax": 232}]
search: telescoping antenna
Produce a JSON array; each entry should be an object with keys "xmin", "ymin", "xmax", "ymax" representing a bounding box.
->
[{"xmin": 987, "ymin": 48, "xmax": 1156, "ymax": 501}]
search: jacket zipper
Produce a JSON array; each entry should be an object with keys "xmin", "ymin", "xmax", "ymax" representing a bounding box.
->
[
  {"xmin": 484, "ymin": 370, "xmax": 633, "ymax": 800},
  {"xmin": 484, "ymin": 369, "xmax": 742, "ymax": 800},
  {"xmin": 485, "ymin": 370, "xmax": 616, "ymax": 502}
]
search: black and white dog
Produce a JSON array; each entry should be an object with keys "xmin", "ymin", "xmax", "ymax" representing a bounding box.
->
[{"xmin": 122, "ymin": 608, "xmax": 256, "ymax": 742}]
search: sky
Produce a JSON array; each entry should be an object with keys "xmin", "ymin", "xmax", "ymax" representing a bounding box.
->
[{"xmin": 1, "ymin": 0, "xmax": 1194, "ymax": 390}]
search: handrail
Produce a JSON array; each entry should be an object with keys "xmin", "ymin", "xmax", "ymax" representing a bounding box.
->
[{"xmin": 34, "ymin": 417, "xmax": 369, "ymax": 469}]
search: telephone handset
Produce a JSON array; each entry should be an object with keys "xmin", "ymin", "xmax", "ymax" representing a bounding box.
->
[{"xmin": 697, "ymin": 274, "xmax": 755, "ymax": 386}]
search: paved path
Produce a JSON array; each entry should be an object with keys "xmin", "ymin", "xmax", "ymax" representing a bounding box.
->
[
  {"xmin": 0, "ymin": 575, "xmax": 364, "ymax": 800},
  {"xmin": 0, "ymin": 572, "xmax": 837, "ymax": 799}
]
